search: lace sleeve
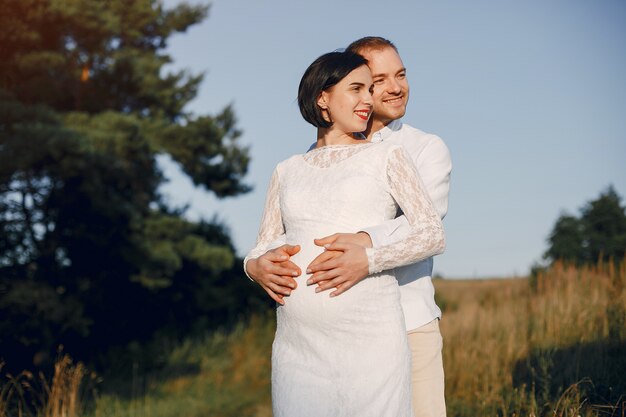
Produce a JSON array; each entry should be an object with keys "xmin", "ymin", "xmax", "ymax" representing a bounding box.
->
[
  {"xmin": 243, "ymin": 168, "xmax": 285, "ymax": 267},
  {"xmin": 365, "ymin": 146, "xmax": 445, "ymax": 274}
]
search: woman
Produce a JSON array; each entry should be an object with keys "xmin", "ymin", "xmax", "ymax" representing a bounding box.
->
[{"xmin": 246, "ymin": 51, "xmax": 445, "ymax": 417}]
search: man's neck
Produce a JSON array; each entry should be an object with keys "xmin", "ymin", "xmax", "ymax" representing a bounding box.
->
[{"xmin": 363, "ymin": 118, "xmax": 393, "ymax": 141}]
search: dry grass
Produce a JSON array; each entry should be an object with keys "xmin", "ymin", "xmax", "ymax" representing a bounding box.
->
[
  {"xmin": 0, "ymin": 355, "xmax": 89, "ymax": 417},
  {"xmin": 42, "ymin": 356, "xmax": 87, "ymax": 417},
  {"xmin": 436, "ymin": 259, "xmax": 626, "ymax": 416},
  {"xmin": 2, "ymin": 261, "xmax": 624, "ymax": 417}
]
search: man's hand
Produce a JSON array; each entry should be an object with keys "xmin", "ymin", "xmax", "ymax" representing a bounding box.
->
[
  {"xmin": 247, "ymin": 244, "xmax": 301, "ymax": 305},
  {"xmin": 306, "ymin": 233, "xmax": 372, "ymax": 297}
]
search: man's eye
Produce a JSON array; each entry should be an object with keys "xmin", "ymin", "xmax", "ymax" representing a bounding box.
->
[
  {"xmin": 397, "ymin": 73, "xmax": 406, "ymax": 79},
  {"xmin": 374, "ymin": 79, "xmax": 384, "ymax": 84}
]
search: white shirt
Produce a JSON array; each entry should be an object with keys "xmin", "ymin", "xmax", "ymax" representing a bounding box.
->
[{"xmin": 364, "ymin": 120, "xmax": 451, "ymax": 331}]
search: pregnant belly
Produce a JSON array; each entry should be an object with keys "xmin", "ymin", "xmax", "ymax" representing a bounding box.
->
[{"xmin": 281, "ymin": 243, "xmax": 401, "ymax": 328}]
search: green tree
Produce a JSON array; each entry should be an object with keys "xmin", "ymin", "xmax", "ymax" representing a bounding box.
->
[
  {"xmin": 544, "ymin": 214, "xmax": 585, "ymax": 264},
  {"xmin": 544, "ymin": 186, "xmax": 626, "ymax": 265},
  {"xmin": 580, "ymin": 186, "xmax": 626, "ymax": 262},
  {"xmin": 0, "ymin": 0, "xmax": 262, "ymax": 371}
]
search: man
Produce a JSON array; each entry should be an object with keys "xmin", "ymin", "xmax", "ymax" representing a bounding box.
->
[{"xmin": 245, "ymin": 37, "xmax": 451, "ymax": 417}]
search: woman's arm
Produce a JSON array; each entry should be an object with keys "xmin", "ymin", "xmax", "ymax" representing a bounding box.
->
[
  {"xmin": 366, "ymin": 146, "xmax": 445, "ymax": 274},
  {"xmin": 243, "ymin": 168, "xmax": 298, "ymax": 304}
]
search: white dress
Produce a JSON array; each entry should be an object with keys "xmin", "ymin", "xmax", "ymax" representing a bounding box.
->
[{"xmin": 247, "ymin": 142, "xmax": 444, "ymax": 417}]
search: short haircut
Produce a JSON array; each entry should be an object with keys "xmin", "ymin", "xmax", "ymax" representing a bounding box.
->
[
  {"xmin": 346, "ymin": 36, "xmax": 398, "ymax": 56},
  {"xmin": 298, "ymin": 51, "xmax": 368, "ymax": 128}
]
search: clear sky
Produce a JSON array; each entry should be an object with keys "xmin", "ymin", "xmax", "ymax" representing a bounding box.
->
[{"xmin": 160, "ymin": 0, "xmax": 626, "ymax": 278}]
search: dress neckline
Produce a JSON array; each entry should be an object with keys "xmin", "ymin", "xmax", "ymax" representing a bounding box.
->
[
  {"xmin": 307, "ymin": 141, "xmax": 373, "ymax": 153},
  {"xmin": 299, "ymin": 142, "xmax": 377, "ymax": 169}
]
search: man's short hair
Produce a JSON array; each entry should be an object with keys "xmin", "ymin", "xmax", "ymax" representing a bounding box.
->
[
  {"xmin": 298, "ymin": 51, "xmax": 368, "ymax": 128},
  {"xmin": 346, "ymin": 36, "xmax": 398, "ymax": 56}
]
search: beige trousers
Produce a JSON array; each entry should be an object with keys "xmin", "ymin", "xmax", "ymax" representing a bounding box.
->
[{"xmin": 407, "ymin": 319, "xmax": 446, "ymax": 417}]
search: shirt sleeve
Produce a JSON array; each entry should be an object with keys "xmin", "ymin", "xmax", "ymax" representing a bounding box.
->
[
  {"xmin": 243, "ymin": 168, "xmax": 286, "ymax": 279},
  {"xmin": 365, "ymin": 146, "xmax": 446, "ymax": 274},
  {"xmin": 415, "ymin": 136, "xmax": 451, "ymax": 219},
  {"xmin": 362, "ymin": 136, "xmax": 451, "ymax": 246}
]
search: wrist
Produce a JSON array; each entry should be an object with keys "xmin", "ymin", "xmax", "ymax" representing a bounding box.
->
[
  {"xmin": 246, "ymin": 258, "xmax": 259, "ymax": 282},
  {"xmin": 357, "ymin": 232, "xmax": 373, "ymax": 248}
]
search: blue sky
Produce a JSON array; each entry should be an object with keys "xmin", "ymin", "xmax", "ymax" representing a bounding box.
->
[{"xmin": 160, "ymin": 0, "xmax": 626, "ymax": 278}]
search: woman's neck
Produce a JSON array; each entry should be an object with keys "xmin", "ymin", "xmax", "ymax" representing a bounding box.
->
[{"xmin": 315, "ymin": 126, "xmax": 361, "ymax": 148}]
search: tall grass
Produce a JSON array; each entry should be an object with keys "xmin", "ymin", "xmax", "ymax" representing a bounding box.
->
[
  {"xmin": 0, "ymin": 355, "xmax": 89, "ymax": 417},
  {"xmin": 437, "ymin": 259, "xmax": 625, "ymax": 416},
  {"xmin": 2, "ymin": 261, "xmax": 624, "ymax": 416}
]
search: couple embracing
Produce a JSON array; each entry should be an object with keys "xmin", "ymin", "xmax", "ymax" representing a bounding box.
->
[{"xmin": 244, "ymin": 37, "xmax": 452, "ymax": 417}]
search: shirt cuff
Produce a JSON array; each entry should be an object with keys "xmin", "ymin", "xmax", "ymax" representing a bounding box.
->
[{"xmin": 365, "ymin": 247, "xmax": 380, "ymax": 275}]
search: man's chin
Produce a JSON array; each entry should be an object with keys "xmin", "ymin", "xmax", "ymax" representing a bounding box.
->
[{"xmin": 379, "ymin": 107, "xmax": 406, "ymax": 121}]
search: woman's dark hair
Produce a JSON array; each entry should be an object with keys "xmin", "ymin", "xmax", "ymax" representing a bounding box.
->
[{"xmin": 297, "ymin": 51, "xmax": 368, "ymax": 128}]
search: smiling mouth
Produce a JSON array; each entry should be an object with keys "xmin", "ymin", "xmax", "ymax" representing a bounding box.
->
[
  {"xmin": 355, "ymin": 110, "xmax": 370, "ymax": 120},
  {"xmin": 383, "ymin": 96, "xmax": 404, "ymax": 105}
]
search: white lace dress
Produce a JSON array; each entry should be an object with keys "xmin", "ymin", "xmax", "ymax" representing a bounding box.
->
[{"xmin": 247, "ymin": 142, "xmax": 445, "ymax": 417}]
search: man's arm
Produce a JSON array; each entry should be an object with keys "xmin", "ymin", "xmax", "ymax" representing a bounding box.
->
[{"xmin": 307, "ymin": 136, "xmax": 451, "ymax": 295}]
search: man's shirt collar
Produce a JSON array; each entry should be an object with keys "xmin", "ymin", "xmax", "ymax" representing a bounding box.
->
[{"xmin": 371, "ymin": 119, "xmax": 402, "ymax": 143}]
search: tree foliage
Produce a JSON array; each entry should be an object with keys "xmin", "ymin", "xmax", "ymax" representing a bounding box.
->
[
  {"xmin": 0, "ymin": 0, "xmax": 266, "ymax": 372},
  {"xmin": 544, "ymin": 186, "xmax": 626, "ymax": 265}
]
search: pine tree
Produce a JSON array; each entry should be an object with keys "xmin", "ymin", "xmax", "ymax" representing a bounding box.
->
[{"xmin": 0, "ymin": 0, "xmax": 262, "ymax": 371}]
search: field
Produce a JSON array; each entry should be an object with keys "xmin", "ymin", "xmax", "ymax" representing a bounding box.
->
[{"xmin": 2, "ymin": 261, "xmax": 625, "ymax": 417}]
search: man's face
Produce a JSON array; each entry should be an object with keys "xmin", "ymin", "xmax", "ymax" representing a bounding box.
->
[{"xmin": 360, "ymin": 47, "xmax": 409, "ymax": 125}]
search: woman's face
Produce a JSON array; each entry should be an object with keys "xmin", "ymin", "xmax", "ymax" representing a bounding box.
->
[{"xmin": 318, "ymin": 65, "xmax": 374, "ymax": 133}]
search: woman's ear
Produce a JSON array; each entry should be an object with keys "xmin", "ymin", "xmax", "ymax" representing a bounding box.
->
[
  {"xmin": 317, "ymin": 91, "xmax": 328, "ymax": 109},
  {"xmin": 317, "ymin": 91, "xmax": 331, "ymax": 122}
]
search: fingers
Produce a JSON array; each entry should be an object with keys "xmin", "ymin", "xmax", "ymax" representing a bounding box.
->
[
  {"xmin": 261, "ymin": 274, "xmax": 297, "ymax": 305},
  {"xmin": 306, "ymin": 262, "xmax": 341, "ymax": 284},
  {"xmin": 322, "ymin": 241, "xmax": 353, "ymax": 252},
  {"xmin": 259, "ymin": 253, "xmax": 300, "ymax": 278},
  {"xmin": 313, "ymin": 277, "xmax": 355, "ymax": 297},
  {"xmin": 267, "ymin": 279, "xmax": 294, "ymax": 296},
  {"xmin": 270, "ymin": 263, "xmax": 301, "ymax": 280},
  {"xmin": 307, "ymin": 251, "xmax": 341, "ymax": 272},
  {"xmin": 315, "ymin": 233, "xmax": 371, "ymax": 247},
  {"xmin": 256, "ymin": 265, "xmax": 297, "ymax": 296},
  {"xmin": 262, "ymin": 251, "xmax": 291, "ymax": 263},
  {"xmin": 275, "ymin": 244, "xmax": 301, "ymax": 257},
  {"xmin": 313, "ymin": 234, "xmax": 339, "ymax": 247},
  {"xmin": 278, "ymin": 260, "xmax": 302, "ymax": 277},
  {"xmin": 329, "ymin": 281, "xmax": 355, "ymax": 297},
  {"xmin": 255, "ymin": 264, "xmax": 298, "ymax": 286},
  {"xmin": 283, "ymin": 244, "xmax": 301, "ymax": 256},
  {"xmin": 313, "ymin": 275, "xmax": 343, "ymax": 293}
]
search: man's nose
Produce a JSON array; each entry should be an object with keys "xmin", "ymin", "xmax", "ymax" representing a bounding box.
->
[{"xmin": 388, "ymin": 79, "xmax": 402, "ymax": 94}]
